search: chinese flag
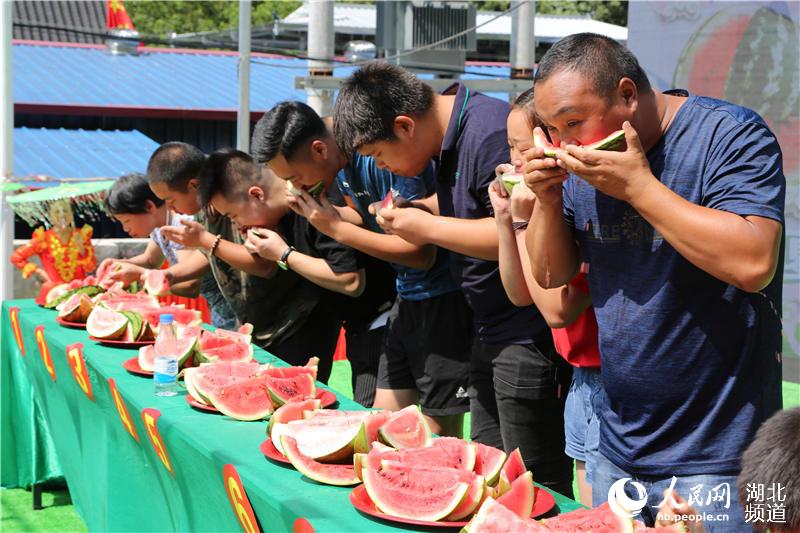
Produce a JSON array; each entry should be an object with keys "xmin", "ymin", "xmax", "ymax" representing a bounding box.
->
[{"xmin": 107, "ymin": 0, "xmax": 135, "ymax": 30}]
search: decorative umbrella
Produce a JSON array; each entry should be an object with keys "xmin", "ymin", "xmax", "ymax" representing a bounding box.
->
[{"xmin": 6, "ymin": 180, "xmax": 115, "ymax": 227}]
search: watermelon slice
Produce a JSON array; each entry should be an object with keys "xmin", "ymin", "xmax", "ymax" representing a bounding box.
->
[
  {"xmin": 541, "ymin": 502, "xmax": 636, "ymax": 533},
  {"xmin": 183, "ymin": 368, "xmax": 209, "ymax": 405},
  {"xmin": 496, "ymin": 471, "xmax": 535, "ymax": 519},
  {"xmin": 378, "ymin": 461, "xmax": 486, "ymax": 521},
  {"xmin": 44, "ymin": 283, "xmax": 69, "ymax": 306},
  {"xmin": 363, "ymin": 442, "xmax": 475, "ymax": 472},
  {"xmin": 361, "ymin": 467, "xmax": 469, "ymax": 522},
  {"xmin": 268, "ymin": 398, "xmax": 323, "ymax": 435},
  {"xmin": 86, "ymin": 307, "xmax": 129, "ymax": 339},
  {"xmin": 533, "ymin": 128, "xmax": 558, "ymax": 158},
  {"xmin": 473, "ymin": 442, "xmax": 507, "ymax": 486},
  {"xmin": 141, "ymin": 307, "xmax": 202, "ymax": 330},
  {"xmin": 137, "ymin": 335, "xmax": 197, "ymax": 372},
  {"xmin": 271, "ymin": 413, "xmax": 367, "ymax": 462},
  {"xmin": 197, "ymin": 343, "xmax": 254, "ymax": 364},
  {"xmin": 353, "ymin": 410, "xmax": 393, "ymax": 453},
  {"xmin": 380, "ymin": 190, "xmax": 395, "ymax": 211},
  {"xmin": 189, "ymin": 361, "xmax": 263, "ymax": 403},
  {"xmin": 58, "ymin": 292, "xmax": 94, "ymax": 323},
  {"xmin": 586, "ymin": 129, "xmax": 626, "ymax": 151},
  {"xmin": 379, "ymin": 405, "xmax": 432, "ymax": 449},
  {"xmin": 211, "ymin": 327, "xmax": 252, "ymax": 345},
  {"xmin": 267, "ymin": 373, "xmax": 316, "ymax": 407},
  {"xmin": 500, "ymin": 172, "xmax": 523, "ymax": 194},
  {"xmin": 281, "ymin": 435, "xmax": 360, "ymax": 486},
  {"xmin": 207, "ymin": 376, "xmax": 274, "ymax": 421},
  {"xmin": 497, "ymin": 448, "xmax": 526, "ymax": 495},
  {"xmin": 143, "ymin": 269, "xmax": 171, "ymax": 296},
  {"xmin": 465, "ymin": 497, "xmax": 546, "ymax": 532}
]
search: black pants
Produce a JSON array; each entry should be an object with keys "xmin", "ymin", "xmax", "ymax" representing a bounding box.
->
[
  {"xmin": 469, "ymin": 339, "xmax": 574, "ymax": 497},
  {"xmin": 345, "ymin": 325, "xmax": 386, "ymax": 408},
  {"xmin": 268, "ymin": 304, "xmax": 341, "ymax": 384}
]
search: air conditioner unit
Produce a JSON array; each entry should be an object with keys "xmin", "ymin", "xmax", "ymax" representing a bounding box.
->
[{"xmin": 376, "ymin": 1, "xmax": 476, "ymax": 76}]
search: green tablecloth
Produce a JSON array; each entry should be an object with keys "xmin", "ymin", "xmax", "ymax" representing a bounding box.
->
[{"xmin": 1, "ymin": 299, "xmax": 583, "ymax": 531}]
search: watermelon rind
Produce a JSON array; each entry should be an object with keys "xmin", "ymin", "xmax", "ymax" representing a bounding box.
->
[
  {"xmin": 119, "ymin": 310, "xmax": 143, "ymax": 340},
  {"xmin": 46, "ymin": 285, "xmax": 104, "ymax": 309},
  {"xmin": 281, "ymin": 435, "xmax": 361, "ymax": 486},
  {"xmin": 500, "ymin": 172, "xmax": 522, "ymax": 195},
  {"xmin": 532, "ymin": 128, "xmax": 558, "ymax": 159},
  {"xmin": 58, "ymin": 293, "xmax": 93, "ymax": 322},
  {"xmin": 144, "ymin": 270, "xmax": 171, "ymax": 297},
  {"xmin": 183, "ymin": 368, "xmax": 210, "ymax": 405},
  {"xmin": 86, "ymin": 307, "xmax": 129, "ymax": 339},
  {"xmin": 586, "ymin": 129, "xmax": 625, "ymax": 151},
  {"xmin": 271, "ymin": 415, "xmax": 365, "ymax": 462},
  {"xmin": 362, "ymin": 467, "xmax": 469, "ymax": 522},
  {"xmin": 378, "ymin": 405, "xmax": 432, "ymax": 449}
]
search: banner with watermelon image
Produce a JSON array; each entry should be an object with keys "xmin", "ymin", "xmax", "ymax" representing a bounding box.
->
[{"xmin": 628, "ymin": 1, "xmax": 800, "ymax": 382}]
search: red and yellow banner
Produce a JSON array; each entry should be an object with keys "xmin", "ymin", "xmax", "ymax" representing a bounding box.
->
[
  {"xmin": 34, "ymin": 325, "xmax": 56, "ymax": 381},
  {"xmin": 108, "ymin": 378, "xmax": 139, "ymax": 442},
  {"xmin": 8, "ymin": 307, "xmax": 24, "ymax": 356},
  {"xmin": 142, "ymin": 408, "xmax": 174, "ymax": 476},
  {"xmin": 65, "ymin": 343, "xmax": 93, "ymax": 401},
  {"xmin": 106, "ymin": 0, "xmax": 135, "ymax": 30},
  {"xmin": 223, "ymin": 464, "xmax": 261, "ymax": 533}
]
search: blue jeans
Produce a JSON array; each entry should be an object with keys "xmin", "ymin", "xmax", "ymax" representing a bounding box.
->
[
  {"xmin": 564, "ymin": 366, "xmax": 602, "ymax": 484},
  {"xmin": 592, "ymin": 452, "xmax": 753, "ymax": 532}
]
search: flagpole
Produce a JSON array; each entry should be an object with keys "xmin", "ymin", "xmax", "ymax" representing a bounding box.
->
[
  {"xmin": 237, "ymin": 0, "xmax": 251, "ymax": 152},
  {"xmin": 1, "ymin": 0, "xmax": 14, "ymax": 301}
]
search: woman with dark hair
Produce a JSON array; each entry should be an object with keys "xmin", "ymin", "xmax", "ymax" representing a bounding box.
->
[{"xmin": 101, "ymin": 173, "xmax": 237, "ymax": 329}]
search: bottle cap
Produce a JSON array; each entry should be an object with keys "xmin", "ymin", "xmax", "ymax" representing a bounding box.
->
[{"xmin": 159, "ymin": 313, "xmax": 174, "ymax": 325}]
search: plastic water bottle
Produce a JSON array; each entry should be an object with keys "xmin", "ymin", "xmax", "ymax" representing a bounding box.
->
[{"xmin": 153, "ymin": 314, "xmax": 178, "ymax": 397}]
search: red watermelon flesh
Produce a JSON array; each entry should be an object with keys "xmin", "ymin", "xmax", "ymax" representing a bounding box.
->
[
  {"xmin": 281, "ymin": 435, "xmax": 360, "ymax": 486},
  {"xmin": 213, "ymin": 328, "xmax": 252, "ymax": 345},
  {"xmin": 473, "ymin": 442, "xmax": 507, "ymax": 486},
  {"xmin": 378, "ymin": 461, "xmax": 486, "ymax": 521},
  {"xmin": 496, "ymin": 471, "xmax": 535, "ymax": 519},
  {"xmin": 429, "ymin": 437, "xmax": 478, "ymax": 470},
  {"xmin": 362, "ymin": 467, "xmax": 469, "ymax": 522},
  {"xmin": 198, "ymin": 343, "xmax": 253, "ymax": 364},
  {"xmin": 208, "ymin": 376, "xmax": 274, "ymax": 421},
  {"xmin": 379, "ymin": 405, "xmax": 432, "ymax": 449},
  {"xmin": 353, "ymin": 410, "xmax": 393, "ymax": 453},
  {"xmin": 267, "ymin": 373, "xmax": 316, "ymax": 406},
  {"xmin": 363, "ymin": 442, "xmax": 474, "ymax": 472},
  {"xmin": 541, "ymin": 502, "xmax": 635, "ymax": 532},
  {"xmin": 498, "ymin": 448, "xmax": 526, "ymax": 494},
  {"xmin": 141, "ymin": 307, "xmax": 201, "ymax": 329},
  {"xmin": 260, "ymin": 365, "xmax": 317, "ymax": 381},
  {"xmin": 144, "ymin": 269, "xmax": 171, "ymax": 296},
  {"xmin": 191, "ymin": 361, "xmax": 263, "ymax": 402},
  {"xmin": 268, "ymin": 398, "xmax": 322, "ymax": 435},
  {"xmin": 466, "ymin": 497, "xmax": 546, "ymax": 532}
]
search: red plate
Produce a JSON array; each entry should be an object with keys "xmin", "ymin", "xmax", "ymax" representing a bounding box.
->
[
  {"xmin": 89, "ymin": 336, "xmax": 154, "ymax": 348},
  {"xmin": 56, "ymin": 317, "xmax": 86, "ymax": 329},
  {"xmin": 260, "ymin": 439, "xmax": 291, "ymax": 464},
  {"xmin": 349, "ymin": 483, "xmax": 556, "ymax": 528},
  {"xmin": 185, "ymin": 395, "xmax": 219, "ymax": 413},
  {"xmin": 122, "ymin": 357, "xmax": 152, "ymax": 376},
  {"xmin": 189, "ymin": 389, "xmax": 338, "ymax": 414}
]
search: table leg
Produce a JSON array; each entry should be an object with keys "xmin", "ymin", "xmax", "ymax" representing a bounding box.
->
[{"xmin": 32, "ymin": 483, "xmax": 43, "ymax": 510}]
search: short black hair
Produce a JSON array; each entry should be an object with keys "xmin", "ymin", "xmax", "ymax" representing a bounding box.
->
[
  {"xmin": 105, "ymin": 172, "xmax": 164, "ymax": 215},
  {"xmin": 535, "ymin": 33, "xmax": 651, "ymax": 100},
  {"xmin": 737, "ymin": 407, "xmax": 800, "ymax": 532},
  {"xmin": 332, "ymin": 60, "xmax": 434, "ymax": 154},
  {"xmin": 197, "ymin": 148, "xmax": 262, "ymax": 207},
  {"xmin": 251, "ymin": 101, "xmax": 328, "ymax": 164},
  {"xmin": 145, "ymin": 142, "xmax": 207, "ymax": 192}
]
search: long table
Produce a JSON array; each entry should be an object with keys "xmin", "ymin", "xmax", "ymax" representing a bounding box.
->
[{"xmin": 1, "ymin": 299, "xmax": 583, "ymax": 531}]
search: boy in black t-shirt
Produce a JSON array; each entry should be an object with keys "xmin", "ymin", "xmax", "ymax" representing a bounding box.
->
[{"xmin": 199, "ymin": 148, "xmax": 395, "ymax": 403}]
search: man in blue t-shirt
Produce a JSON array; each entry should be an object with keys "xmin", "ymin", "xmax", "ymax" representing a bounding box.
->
[
  {"xmin": 332, "ymin": 62, "xmax": 575, "ymax": 498},
  {"xmin": 248, "ymin": 101, "xmax": 472, "ymax": 437},
  {"xmin": 524, "ymin": 33, "xmax": 785, "ymax": 531}
]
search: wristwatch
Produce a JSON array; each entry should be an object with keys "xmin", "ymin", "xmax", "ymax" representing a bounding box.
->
[{"xmin": 277, "ymin": 246, "xmax": 296, "ymax": 271}]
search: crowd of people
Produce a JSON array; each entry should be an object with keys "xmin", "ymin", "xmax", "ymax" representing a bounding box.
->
[{"xmin": 98, "ymin": 33, "xmax": 792, "ymax": 532}]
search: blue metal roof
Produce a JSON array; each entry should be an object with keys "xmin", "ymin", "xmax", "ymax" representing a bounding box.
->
[
  {"xmin": 13, "ymin": 127, "xmax": 159, "ymax": 186},
  {"xmin": 13, "ymin": 42, "xmax": 511, "ymax": 111}
]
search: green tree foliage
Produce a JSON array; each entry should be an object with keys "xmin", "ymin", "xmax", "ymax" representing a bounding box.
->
[
  {"xmin": 474, "ymin": 1, "xmax": 628, "ymax": 27},
  {"xmin": 125, "ymin": 1, "xmax": 301, "ymax": 36}
]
